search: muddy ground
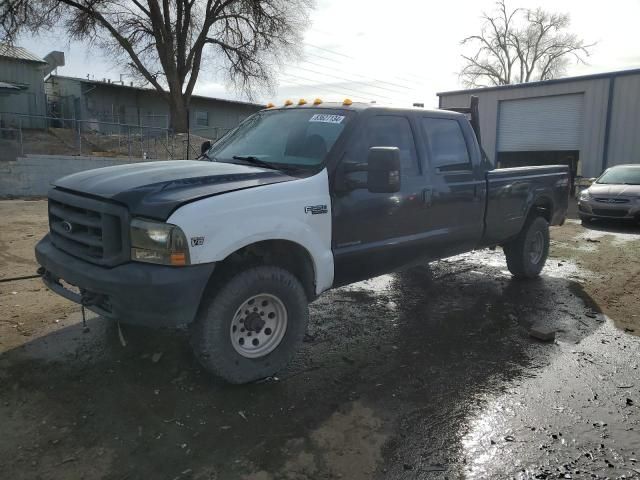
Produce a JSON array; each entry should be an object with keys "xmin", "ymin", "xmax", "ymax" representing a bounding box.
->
[{"xmin": 1, "ymin": 199, "xmax": 640, "ymax": 480}]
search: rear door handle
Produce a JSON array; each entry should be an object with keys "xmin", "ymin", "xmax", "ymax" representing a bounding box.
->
[{"xmin": 422, "ymin": 188, "xmax": 433, "ymax": 206}]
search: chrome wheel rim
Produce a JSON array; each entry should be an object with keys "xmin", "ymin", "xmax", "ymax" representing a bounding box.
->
[
  {"xmin": 230, "ymin": 293, "xmax": 288, "ymax": 358},
  {"xmin": 529, "ymin": 231, "xmax": 544, "ymax": 264}
]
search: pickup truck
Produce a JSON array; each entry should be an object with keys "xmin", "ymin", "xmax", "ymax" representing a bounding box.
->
[{"xmin": 35, "ymin": 99, "xmax": 569, "ymax": 383}]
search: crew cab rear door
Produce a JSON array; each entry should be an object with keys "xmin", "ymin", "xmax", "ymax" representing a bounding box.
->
[
  {"xmin": 415, "ymin": 115, "xmax": 485, "ymax": 252},
  {"xmin": 331, "ymin": 113, "xmax": 430, "ymax": 285}
]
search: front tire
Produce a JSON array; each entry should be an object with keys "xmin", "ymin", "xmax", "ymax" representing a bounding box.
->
[
  {"xmin": 503, "ymin": 216, "xmax": 550, "ymax": 279},
  {"xmin": 190, "ymin": 266, "xmax": 309, "ymax": 384},
  {"xmin": 579, "ymin": 214, "xmax": 592, "ymax": 224}
]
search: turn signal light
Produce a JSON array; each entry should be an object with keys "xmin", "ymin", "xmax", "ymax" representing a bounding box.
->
[
  {"xmin": 170, "ymin": 252, "xmax": 187, "ymax": 266},
  {"xmin": 298, "ymin": 98, "xmax": 307, "ymax": 105},
  {"xmin": 284, "ymin": 99, "xmax": 293, "ymax": 106},
  {"xmin": 343, "ymin": 98, "xmax": 353, "ymax": 106},
  {"xmin": 313, "ymin": 98, "xmax": 323, "ymax": 105}
]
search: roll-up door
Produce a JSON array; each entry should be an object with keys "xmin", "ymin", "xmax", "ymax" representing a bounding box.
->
[{"xmin": 497, "ymin": 94, "xmax": 584, "ymax": 151}]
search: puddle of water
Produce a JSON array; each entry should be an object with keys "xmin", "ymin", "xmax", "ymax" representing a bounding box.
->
[{"xmin": 459, "ymin": 317, "xmax": 640, "ymax": 479}]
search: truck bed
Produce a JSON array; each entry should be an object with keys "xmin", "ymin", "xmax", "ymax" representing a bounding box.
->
[{"xmin": 483, "ymin": 165, "xmax": 569, "ymax": 246}]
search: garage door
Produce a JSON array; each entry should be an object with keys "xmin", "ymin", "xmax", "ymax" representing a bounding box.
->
[{"xmin": 497, "ymin": 94, "xmax": 584, "ymax": 151}]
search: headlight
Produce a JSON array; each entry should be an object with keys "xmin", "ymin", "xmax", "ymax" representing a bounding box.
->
[
  {"xmin": 130, "ymin": 218, "xmax": 190, "ymax": 266},
  {"xmin": 578, "ymin": 190, "xmax": 591, "ymax": 201}
]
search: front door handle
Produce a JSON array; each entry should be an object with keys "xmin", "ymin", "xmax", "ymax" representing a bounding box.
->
[{"xmin": 422, "ymin": 188, "xmax": 433, "ymax": 206}]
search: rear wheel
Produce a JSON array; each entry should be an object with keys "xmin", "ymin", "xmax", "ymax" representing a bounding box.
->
[
  {"xmin": 503, "ymin": 216, "xmax": 550, "ymax": 279},
  {"xmin": 579, "ymin": 214, "xmax": 592, "ymax": 224},
  {"xmin": 190, "ymin": 266, "xmax": 309, "ymax": 384}
]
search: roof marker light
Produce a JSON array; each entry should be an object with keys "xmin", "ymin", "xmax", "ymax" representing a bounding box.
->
[
  {"xmin": 313, "ymin": 98, "xmax": 323, "ymax": 105},
  {"xmin": 284, "ymin": 99, "xmax": 293, "ymax": 106},
  {"xmin": 343, "ymin": 98, "xmax": 353, "ymax": 106},
  {"xmin": 266, "ymin": 102, "xmax": 275, "ymax": 108},
  {"xmin": 298, "ymin": 98, "xmax": 307, "ymax": 105}
]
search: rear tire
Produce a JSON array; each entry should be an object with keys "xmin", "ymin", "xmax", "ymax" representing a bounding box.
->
[
  {"xmin": 190, "ymin": 266, "xmax": 309, "ymax": 384},
  {"xmin": 580, "ymin": 214, "xmax": 592, "ymax": 224},
  {"xmin": 503, "ymin": 216, "xmax": 550, "ymax": 279}
]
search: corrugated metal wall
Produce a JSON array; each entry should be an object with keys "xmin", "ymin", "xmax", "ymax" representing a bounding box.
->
[
  {"xmin": 606, "ymin": 74, "xmax": 640, "ymax": 168},
  {"xmin": 0, "ymin": 58, "xmax": 47, "ymax": 125},
  {"xmin": 438, "ymin": 77, "xmax": 612, "ymax": 177}
]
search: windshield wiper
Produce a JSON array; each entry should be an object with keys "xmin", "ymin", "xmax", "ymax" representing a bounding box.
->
[{"xmin": 232, "ymin": 155, "xmax": 280, "ymax": 171}]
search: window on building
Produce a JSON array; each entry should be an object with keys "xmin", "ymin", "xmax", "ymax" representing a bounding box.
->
[
  {"xmin": 421, "ymin": 117, "xmax": 471, "ymax": 171},
  {"xmin": 195, "ymin": 111, "xmax": 209, "ymax": 127}
]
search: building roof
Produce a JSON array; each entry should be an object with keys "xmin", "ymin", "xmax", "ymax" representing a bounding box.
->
[
  {"xmin": 437, "ymin": 67, "xmax": 640, "ymax": 97},
  {"xmin": 49, "ymin": 74, "xmax": 265, "ymax": 108},
  {"xmin": 0, "ymin": 44, "xmax": 47, "ymax": 64}
]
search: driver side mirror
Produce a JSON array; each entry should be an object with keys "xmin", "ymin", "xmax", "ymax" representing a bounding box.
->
[
  {"xmin": 200, "ymin": 140, "xmax": 211, "ymax": 156},
  {"xmin": 367, "ymin": 147, "xmax": 401, "ymax": 193}
]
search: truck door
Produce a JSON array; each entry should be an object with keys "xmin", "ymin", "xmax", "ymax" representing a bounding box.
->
[
  {"xmin": 417, "ymin": 116, "xmax": 485, "ymax": 253},
  {"xmin": 331, "ymin": 114, "xmax": 430, "ymax": 285}
]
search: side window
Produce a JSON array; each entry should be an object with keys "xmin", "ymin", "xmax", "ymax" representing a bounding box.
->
[
  {"xmin": 366, "ymin": 115, "xmax": 419, "ymax": 176},
  {"xmin": 421, "ymin": 118, "xmax": 471, "ymax": 171}
]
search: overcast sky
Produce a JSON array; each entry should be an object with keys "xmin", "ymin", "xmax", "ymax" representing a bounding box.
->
[{"xmin": 19, "ymin": 0, "xmax": 640, "ymax": 107}]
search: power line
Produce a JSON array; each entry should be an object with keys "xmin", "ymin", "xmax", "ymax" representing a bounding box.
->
[
  {"xmin": 281, "ymin": 72, "xmax": 393, "ymax": 101},
  {"xmin": 277, "ymin": 75, "xmax": 377, "ymax": 102},
  {"xmin": 303, "ymin": 41, "xmax": 428, "ymax": 85},
  {"xmin": 304, "ymin": 42, "xmax": 354, "ymax": 60},
  {"xmin": 300, "ymin": 58, "xmax": 414, "ymax": 92},
  {"xmin": 285, "ymin": 64, "xmax": 411, "ymax": 95}
]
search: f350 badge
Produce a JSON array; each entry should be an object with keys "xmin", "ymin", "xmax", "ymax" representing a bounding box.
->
[{"xmin": 304, "ymin": 205, "xmax": 328, "ymax": 215}]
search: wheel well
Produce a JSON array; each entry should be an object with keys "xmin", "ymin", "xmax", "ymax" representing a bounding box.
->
[
  {"xmin": 214, "ymin": 240, "xmax": 317, "ymax": 301},
  {"xmin": 529, "ymin": 196, "xmax": 553, "ymax": 222}
]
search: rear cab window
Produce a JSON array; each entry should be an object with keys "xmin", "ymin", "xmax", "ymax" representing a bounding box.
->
[{"xmin": 420, "ymin": 117, "xmax": 472, "ymax": 172}]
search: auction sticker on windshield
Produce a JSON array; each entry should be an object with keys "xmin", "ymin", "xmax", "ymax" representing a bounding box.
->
[{"xmin": 309, "ymin": 114, "xmax": 345, "ymax": 124}]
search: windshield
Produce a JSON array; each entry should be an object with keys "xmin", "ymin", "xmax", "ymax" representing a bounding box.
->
[
  {"xmin": 207, "ymin": 108, "xmax": 352, "ymax": 171},
  {"xmin": 596, "ymin": 166, "xmax": 640, "ymax": 185}
]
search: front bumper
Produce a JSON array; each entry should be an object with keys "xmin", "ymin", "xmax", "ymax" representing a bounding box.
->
[
  {"xmin": 578, "ymin": 199, "xmax": 640, "ymax": 220},
  {"xmin": 35, "ymin": 235, "xmax": 215, "ymax": 327}
]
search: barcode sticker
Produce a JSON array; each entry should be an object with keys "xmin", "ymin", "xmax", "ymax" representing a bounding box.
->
[{"xmin": 309, "ymin": 114, "xmax": 345, "ymax": 124}]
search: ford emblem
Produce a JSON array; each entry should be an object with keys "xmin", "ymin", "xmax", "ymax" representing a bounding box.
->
[{"xmin": 61, "ymin": 221, "xmax": 73, "ymax": 233}]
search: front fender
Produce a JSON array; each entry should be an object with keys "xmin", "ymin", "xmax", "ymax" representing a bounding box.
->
[{"xmin": 167, "ymin": 169, "xmax": 334, "ymax": 294}]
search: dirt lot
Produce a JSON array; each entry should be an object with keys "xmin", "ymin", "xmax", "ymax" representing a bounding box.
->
[{"xmin": 1, "ymin": 199, "xmax": 640, "ymax": 479}]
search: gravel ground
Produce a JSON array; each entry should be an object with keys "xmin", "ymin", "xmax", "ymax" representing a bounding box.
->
[{"xmin": 1, "ymin": 199, "xmax": 639, "ymax": 480}]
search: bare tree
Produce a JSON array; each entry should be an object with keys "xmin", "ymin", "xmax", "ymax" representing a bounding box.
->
[
  {"xmin": 0, "ymin": 0, "xmax": 313, "ymax": 132},
  {"xmin": 460, "ymin": 0, "xmax": 593, "ymax": 88}
]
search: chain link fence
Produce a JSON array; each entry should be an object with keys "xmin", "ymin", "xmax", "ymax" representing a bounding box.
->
[{"xmin": 0, "ymin": 112, "xmax": 232, "ymax": 162}]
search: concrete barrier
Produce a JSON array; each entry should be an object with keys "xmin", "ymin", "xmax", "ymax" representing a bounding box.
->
[{"xmin": 0, "ymin": 154, "xmax": 161, "ymax": 197}]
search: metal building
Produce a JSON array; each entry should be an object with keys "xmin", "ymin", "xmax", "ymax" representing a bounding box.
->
[
  {"xmin": 0, "ymin": 45, "xmax": 50, "ymax": 123},
  {"xmin": 437, "ymin": 68, "xmax": 640, "ymax": 179},
  {"xmin": 45, "ymin": 75, "xmax": 263, "ymax": 141}
]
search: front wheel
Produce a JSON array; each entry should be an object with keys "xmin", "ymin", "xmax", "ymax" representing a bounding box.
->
[
  {"xmin": 503, "ymin": 216, "xmax": 550, "ymax": 279},
  {"xmin": 190, "ymin": 266, "xmax": 309, "ymax": 384}
]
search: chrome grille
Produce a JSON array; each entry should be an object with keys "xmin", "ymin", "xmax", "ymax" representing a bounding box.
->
[{"xmin": 48, "ymin": 189, "xmax": 129, "ymax": 266}]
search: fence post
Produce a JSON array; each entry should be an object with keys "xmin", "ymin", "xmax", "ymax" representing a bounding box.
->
[
  {"xmin": 18, "ymin": 118, "xmax": 24, "ymax": 157},
  {"xmin": 77, "ymin": 120, "xmax": 82, "ymax": 155},
  {"xmin": 128, "ymin": 126, "xmax": 132, "ymax": 159}
]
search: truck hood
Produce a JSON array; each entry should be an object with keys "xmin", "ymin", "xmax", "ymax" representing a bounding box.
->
[
  {"xmin": 588, "ymin": 183, "xmax": 640, "ymax": 197},
  {"xmin": 52, "ymin": 160, "xmax": 296, "ymax": 220}
]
